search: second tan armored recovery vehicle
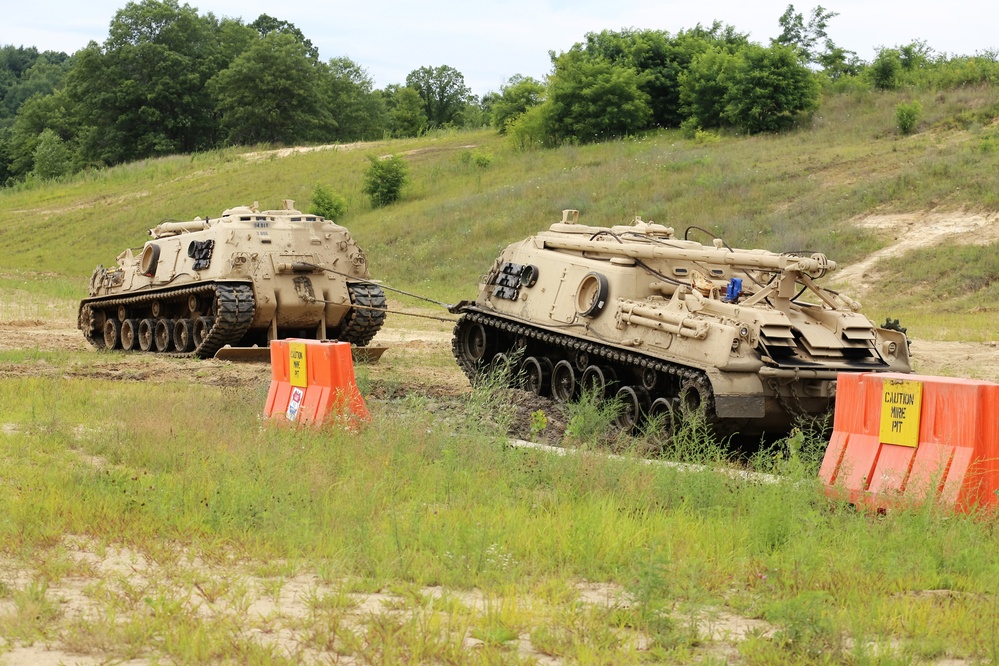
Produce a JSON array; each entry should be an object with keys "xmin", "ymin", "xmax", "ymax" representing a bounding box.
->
[
  {"xmin": 79, "ymin": 200, "xmax": 386, "ymax": 359},
  {"xmin": 451, "ymin": 210, "xmax": 911, "ymax": 437}
]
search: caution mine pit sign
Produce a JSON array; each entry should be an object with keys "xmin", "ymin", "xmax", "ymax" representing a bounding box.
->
[
  {"xmin": 289, "ymin": 341, "xmax": 308, "ymax": 388},
  {"xmin": 880, "ymin": 378, "xmax": 923, "ymax": 447}
]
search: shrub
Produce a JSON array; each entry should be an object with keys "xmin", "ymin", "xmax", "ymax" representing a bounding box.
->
[
  {"xmin": 869, "ymin": 48, "xmax": 902, "ymax": 90},
  {"xmin": 458, "ymin": 149, "xmax": 493, "ymax": 168},
  {"xmin": 506, "ymin": 104, "xmax": 550, "ymax": 150},
  {"xmin": 31, "ymin": 129, "xmax": 71, "ymax": 180},
  {"xmin": 721, "ymin": 43, "xmax": 821, "ymax": 134},
  {"xmin": 544, "ymin": 50, "xmax": 652, "ymax": 145},
  {"xmin": 361, "ymin": 154, "xmax": 408, "ymax": 207},
  {"xmin": 308, "ymin": 183, "xmax": 348, "ymax": 220},
  {"xmin": 895, "ymin": 100, "xmax": 923, "ymax": 135}
]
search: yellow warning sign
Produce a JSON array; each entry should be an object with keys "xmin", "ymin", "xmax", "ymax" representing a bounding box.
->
[
  {"xmin": 880, "ymin": 379, "xmax": 923, "ymax": 447},
  {"xmin": 289, "ymin": 341, "xmax": 308, "ymax": 388}
]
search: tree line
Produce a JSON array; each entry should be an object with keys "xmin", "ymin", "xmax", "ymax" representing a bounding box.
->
[
  {"xmin": 0, "ymin": 0, "xmax": 486, "ymax": 185},
  {"xmin": 2, "ymin": 1, "xmax": 998, "ymax": 186}
]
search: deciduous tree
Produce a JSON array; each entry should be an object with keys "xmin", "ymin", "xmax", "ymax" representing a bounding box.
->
[
  {"xmin": 324, "ymin": 56, "xmax": 386, "ymax": 141},
  {"xmin": 722, "ymin": 43, "xmax": 820, "ymax": 133},
  {"xmin": 405, "ymin": 65, "xmax": 471, "ymax": 127},
  {"xmin": 384, "ymin": 85, "xmax": 427, "ymax": 138},
  {"xmin": 544, "ymin": 50, "xmax": 651, "ymax": 144},
  {"xmin": 65, "ymin": 0, "xmax": 225, "ymax": 164},
  {"xmin": 209, "ymin": 31, "xmax": 330, "ymax": 145},
  {"xmin": 491, "ymin": 75, "xmax": 544, "ymax": 134},
  {"xmin": 250, "ymin": 13, "xmax": 319, "ymax": 61},
  {"xmin": 580, "ymin": 24, "xmax": 747, "ymax": 129}
]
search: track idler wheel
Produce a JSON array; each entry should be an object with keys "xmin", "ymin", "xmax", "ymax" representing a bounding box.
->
[
  {"xmin": 678, "ymin": 378, "xmax": 708, "ymax": 417},
  {"xmin": 460, "ymin": 322, "xmax": 489, "ymax": 366}
]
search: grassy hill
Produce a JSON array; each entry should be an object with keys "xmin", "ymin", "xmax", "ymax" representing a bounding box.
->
[
  {"xmin": 1, "ymin": 85, "xmax": 998, "ymax": 340},
  {"xmin": 2, "ymin": 86, "xmax": 999, "ymax": 665}
]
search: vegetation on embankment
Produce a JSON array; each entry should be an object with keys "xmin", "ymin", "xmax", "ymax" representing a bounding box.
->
[{"xmin": 1, "ymin": 83, "xmax": 998, "ymax": 340}]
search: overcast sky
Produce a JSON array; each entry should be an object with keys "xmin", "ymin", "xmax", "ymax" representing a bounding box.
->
[{"xmin": 2, "ymin": 0, "xmax": 997, "ymax": 96}]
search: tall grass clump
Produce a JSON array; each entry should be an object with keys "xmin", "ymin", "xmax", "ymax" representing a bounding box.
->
[{"xmin": 563, "ymin": 387, "xmax": 622, "ymax": 447}]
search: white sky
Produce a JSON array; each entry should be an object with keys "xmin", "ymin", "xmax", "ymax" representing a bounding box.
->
[{"xmin": 2, "ymin": 0, "xmax": 997, "ymax": 96}]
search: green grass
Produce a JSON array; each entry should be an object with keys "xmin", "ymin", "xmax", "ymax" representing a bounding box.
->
[{"xmin": 0, "ymin": 372, "xmax": 997, "ymax": 662}]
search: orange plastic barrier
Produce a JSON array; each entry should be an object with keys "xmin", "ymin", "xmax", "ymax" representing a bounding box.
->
[
  {"xmin": 819, "ymin": 372, "xmax": 999, "ymax": 512},
  {"xmin": 264, "ymin": 339, "xmax": 370, "ymax": 427}
]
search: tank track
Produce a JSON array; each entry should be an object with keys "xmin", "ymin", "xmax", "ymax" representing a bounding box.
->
[
  {"xmin": 79, "ymin": 283, "xmax": 255, "ymax": 359},
  {"xmin": 338, "ymin": 283, "xmax": 387, "ymax": 346},
  {"xmin": 452, "ymin": 308, "xmax": 718, "ymax": 429}
]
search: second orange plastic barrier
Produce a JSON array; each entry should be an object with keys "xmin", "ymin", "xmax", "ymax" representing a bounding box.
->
[{"xmin": 819, "ymin": 372, "xmax": 999, "ymax": 512}]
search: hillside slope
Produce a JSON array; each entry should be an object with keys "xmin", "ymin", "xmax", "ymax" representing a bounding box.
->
[{"xmin": 0, "ymin": 86, "xmax": 997, "ymax": 345}]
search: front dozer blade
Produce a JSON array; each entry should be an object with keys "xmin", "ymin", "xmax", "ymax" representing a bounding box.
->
[{"xmin": 214, "ymin": 344, "xmax": 388, "ymax": 364}]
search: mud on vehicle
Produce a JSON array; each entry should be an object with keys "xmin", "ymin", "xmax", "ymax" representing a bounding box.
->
[
  {"xmin": 451, "ymin": 210, "xmax": 911, "ymax": 437},
  {"xmin": 79, "ymin": 199, "xmax": 386, "ymax": 358}
]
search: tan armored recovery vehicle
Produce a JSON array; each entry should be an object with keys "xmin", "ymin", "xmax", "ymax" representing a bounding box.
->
[
  {"xmin": 79, "ymin": 200, "xmax": 387, "ymax": 359},
  {"xmin": 451, "ymin": 210, "xmax": 911, "ymax": 436}
]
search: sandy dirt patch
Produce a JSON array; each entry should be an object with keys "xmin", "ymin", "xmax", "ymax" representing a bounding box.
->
[
  {"xmin": 240, "ymin": 141, "xmax": 374, "ymax": 162},
  {"xmin": 834, "ymin": 211, "xmax": 999, "ymax": 290}
]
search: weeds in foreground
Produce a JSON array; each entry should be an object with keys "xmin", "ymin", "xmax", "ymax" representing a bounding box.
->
[
  {"xmin": 1, "ymin": 374, "xmax": 999, "ymax": 663},
  {"xmin": 462, "ymin": 351, "xmax": 522, "ymax": 437},
  {"xmin": 564, "ymin": 386, "xmax": 622, "ymax": 447},
  {"xmin": 751, "ymin": 414, "xmax": 832, "ymax": 477}
]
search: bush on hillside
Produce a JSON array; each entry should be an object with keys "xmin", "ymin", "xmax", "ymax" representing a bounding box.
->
[
  {"xmin": 308, "ymin": 183, "xmax": 347, "ymax": 220},
  {"xmin": 721, "ymin": 44, "xmax": 821, "ymax": 134},
  {"xmin": 869, "ymin": 48, "xmax": 902, "ymax": 90},
  {"xmin": 362, "ymin": 154, "xmax": 408, "ymax": 207},
  {"xmin": 543, "ymin": 50, "xmax": 652, "ymax": 145},
  {"xmin": 895, "ymin": 101, "xmax": 922, "ymax": 135},
  {"xmin": 506, "ymin": 104, "xmax": 550, "ymax": 150},
  {"xmin": 31, "ymin": 129, "xmax": 71, "ymax": 180}
]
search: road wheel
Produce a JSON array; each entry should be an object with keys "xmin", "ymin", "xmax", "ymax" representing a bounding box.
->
[
  {"xmin": 193, "ymin": 316, "xmax": 215, "ymax": 349},
  {"xmin": 613, "ymin": 385, "xmax": 651, "ymax": 431},
  {"xmin": 154, "ymin": 319, "xmax": 175, "ymax": 352},
  {"xmin": 551, "ymin": 360, "xmax": 577, "ymax": 402},
  {"xmin": 174, "ymin": 319, "xmax": 195, "ymax": 352},
  {"xmin": 138, "ymin": 318, "xmax": 156, "ymax": 352},
  {"xmin": 103, "ymin": 318, "xmax": 122, "ymax": 350},
  {"xmin": 521, "ymin": 356, "xmax": 552, "ymax": 395},
  {"xmin": 120, "ymin": 319, "xmax": 139, "ymax": 351}
]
